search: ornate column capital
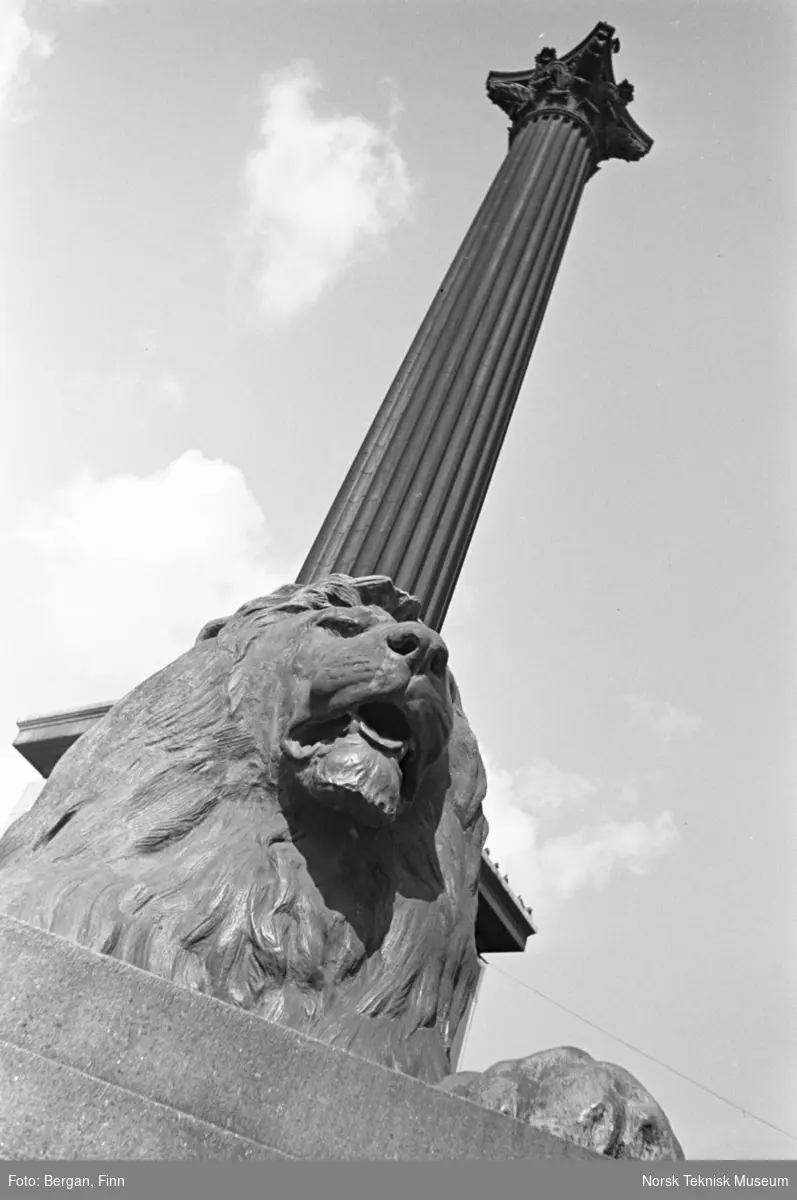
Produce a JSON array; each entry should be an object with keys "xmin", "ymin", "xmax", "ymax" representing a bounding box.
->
[{"xmin": 486, "ymin": 21, "xmax": 652, "ymax": 166}]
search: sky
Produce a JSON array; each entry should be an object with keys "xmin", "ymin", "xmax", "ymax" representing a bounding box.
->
[{"xmin": 0, "ymin": 0, "xmax": 794, "ymax": 1162}]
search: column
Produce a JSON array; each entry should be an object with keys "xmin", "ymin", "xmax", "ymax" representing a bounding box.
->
[{"xmin": 297, "ymin": 22, "xmax": 652, "ymax": 632}]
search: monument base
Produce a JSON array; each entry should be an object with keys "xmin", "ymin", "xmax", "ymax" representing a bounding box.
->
[{"xmin": 0, "ymin": 915, "xmax": 597, "ymax": 1161}]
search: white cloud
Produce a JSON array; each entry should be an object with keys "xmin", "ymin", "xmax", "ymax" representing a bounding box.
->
[
  {"xmin": 0, "ymin": 0, "xmax": 54, "ymax": 122},
  {"xmin": 536, "ymin": 812, "xmax": 679, "ymax": 896},
  {"xmin": 240, "ymin": 61, "xmax": 412, "ymax": 322},
  {"xmin": 0, "ymin": 450, "xmax": 296, "ymax": 832},
  {"xmin": 500, "ymin": 758, "xmax": 597, "ymax": 814},
  {"xmin": 481, "ymin": 753, "xmax": 678, "ymax": 908},
  {"xmin": 626, "ymin": 694, "xmax": 702, "ymax": 747}
]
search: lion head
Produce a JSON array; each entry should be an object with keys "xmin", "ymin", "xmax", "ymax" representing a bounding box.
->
[
  {"xmin": 0, "ymin": 575, "xmax": 487, "ymax": 1084},
  {"xmin": 248, "ymin": 585, "xmax": 454, "ymax": 830}
]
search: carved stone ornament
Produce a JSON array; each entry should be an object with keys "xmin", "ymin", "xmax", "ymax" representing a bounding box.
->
[
  {"xmin": 0, "ymin": 574, "xmax": 683, "ymax": 1159},
  {"xmin": 486, "ymin": 21, "xmax": 652, "ymax": 164}
]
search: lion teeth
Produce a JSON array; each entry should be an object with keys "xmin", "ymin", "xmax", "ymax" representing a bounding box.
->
[
  {"xmin": 354, "ymin": 716, "xmax": 408, "ymax": 758},
  {"xmin": 281, "ymin": 736, "xmax": 318, "ymax": 761},
  {"xmin": 284, "ymin": 713, "xmax": 411, "ymax": 765}
]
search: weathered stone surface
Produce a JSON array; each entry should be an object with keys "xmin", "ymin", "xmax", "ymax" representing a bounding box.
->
[
  {"xmin": 438, "ymin": 1048, "xmax": 684, "ymax": 1160},
  {"xmin": 0, "ymin": 1040, "xmax": 287, "ymax": 1160},
  {"xmin": 0, "ymin": 914, "xmax": 599, "ymax": 1160}
]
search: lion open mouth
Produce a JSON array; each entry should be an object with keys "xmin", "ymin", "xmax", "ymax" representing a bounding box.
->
[
  {"xmin": 282, "ymin": 701, "xmax": 417, "ymax": 825},
  {"xmin": 284, "ymin": 702, "xmax": 413, "ymax": 763}
]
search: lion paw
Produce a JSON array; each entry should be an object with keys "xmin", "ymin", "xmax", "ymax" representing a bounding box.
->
[{"xmin": 437, "ymin": 1046, "xmax": 684, "ymax": 1160}]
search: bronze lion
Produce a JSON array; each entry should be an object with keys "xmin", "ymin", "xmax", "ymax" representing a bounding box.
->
[{"xmin": 0, "ymin": 573, "xmax": 683, "ymax": 1158}]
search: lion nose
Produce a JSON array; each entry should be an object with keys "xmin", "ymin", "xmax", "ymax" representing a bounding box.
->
[{"xmin": 385, "ymin": 623, "xmax": 449, "ymax": 678}]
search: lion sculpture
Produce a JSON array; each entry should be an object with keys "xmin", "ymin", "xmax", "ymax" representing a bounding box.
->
[{"xmin": 0, "ymin": 573, "xmax": 683, "ymax": 1159}]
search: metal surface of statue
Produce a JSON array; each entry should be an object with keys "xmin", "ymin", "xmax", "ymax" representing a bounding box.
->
[
  {"xmin": 0, "ymin": 576, "xmax": 485, "ymax": 1086},
  {"xmin": 440, "ymin": 1048, "xmax": 682, "ymax": 1160},
  {"xmin": 298, "ymin": 22, "xmax": 652, "ymax": 632},
  {"xmin": 0, "ymin": 24, "xmax": 683, "ymax": 1161}
]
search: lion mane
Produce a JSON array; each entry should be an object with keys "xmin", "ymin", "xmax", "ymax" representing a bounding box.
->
[{"xmin": 0, "ymin": 575, "xmax": 487, "ymax": 1084}]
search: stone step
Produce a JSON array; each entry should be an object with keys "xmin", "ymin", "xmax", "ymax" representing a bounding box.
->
[{"xmin": 0, "ymin": 914, "xmax": 597, "ymax": 1160}]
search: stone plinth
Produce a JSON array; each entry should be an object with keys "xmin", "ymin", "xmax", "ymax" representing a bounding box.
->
[{"xmin": 0, "ymin": 915, "xmax": 598, "ymax": 1161}]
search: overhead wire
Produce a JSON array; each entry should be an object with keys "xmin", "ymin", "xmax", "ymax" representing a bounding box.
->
[{"xmin": 470, "ymin": 961, "xmax": 797, "ymax": 1147}]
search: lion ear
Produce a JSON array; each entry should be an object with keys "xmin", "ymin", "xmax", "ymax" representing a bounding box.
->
[{"xmin": 195, "ymin": 616, "xmax": 229, "ymax": 644}]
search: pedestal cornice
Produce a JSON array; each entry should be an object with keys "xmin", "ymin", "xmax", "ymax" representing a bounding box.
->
[{"xmin": 486, "ymin": 21, "xmax": 652, "ymax": 167}]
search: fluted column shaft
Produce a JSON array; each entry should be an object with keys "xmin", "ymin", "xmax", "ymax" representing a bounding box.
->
[
  {"xmin": 297, "ymin": 25, "xmax": 651, "ymax": 632},
  {"xmin": 298, "ymin": 115, "xmax": 590, "ymax": 628}
]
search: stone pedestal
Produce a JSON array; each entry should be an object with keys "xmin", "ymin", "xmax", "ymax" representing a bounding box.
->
[{"xmin": 0, "ymin": 916, "xmax": 598, "ymax": 1161}]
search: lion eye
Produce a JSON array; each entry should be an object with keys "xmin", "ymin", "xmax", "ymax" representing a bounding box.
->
[{"xmin": 317, "ymin": 615, "xmax": 363, "ymax": 638}]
